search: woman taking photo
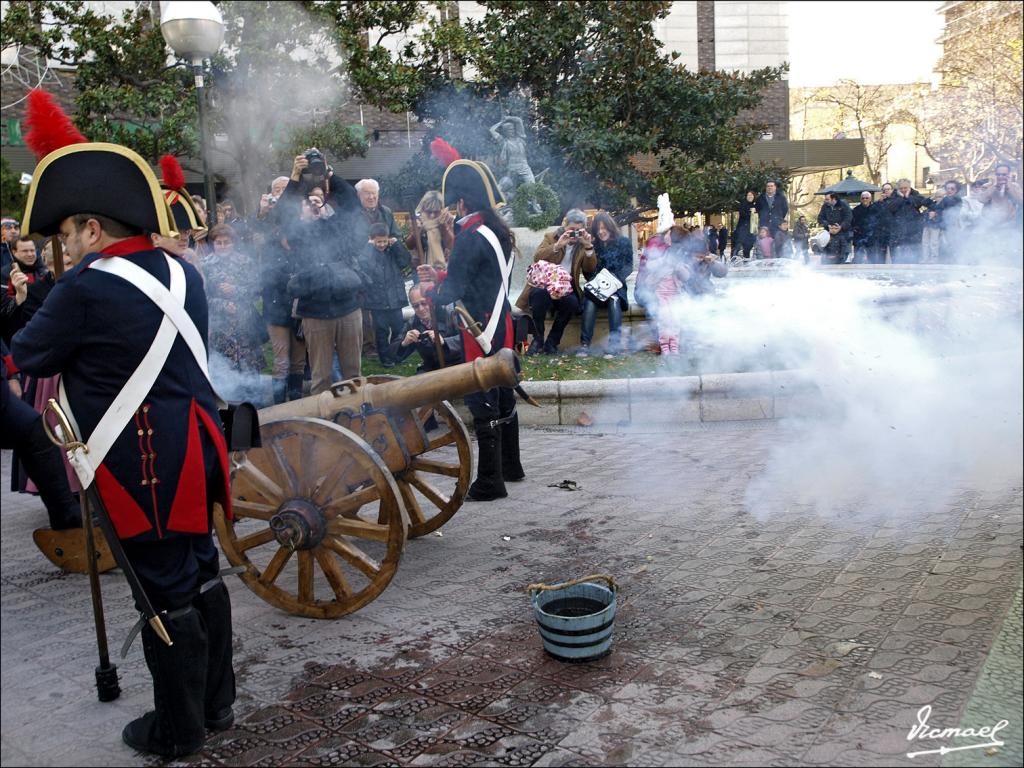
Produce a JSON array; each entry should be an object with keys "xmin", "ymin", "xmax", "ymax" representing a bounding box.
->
[{"xmin": 578, "ymin": 212, "xmax": 633, "ymax": 357}]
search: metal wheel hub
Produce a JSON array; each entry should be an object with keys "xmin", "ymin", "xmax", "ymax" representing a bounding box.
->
[{"xmin": 270, "ymin": 499, "xmax": 327, "ymax": 551}]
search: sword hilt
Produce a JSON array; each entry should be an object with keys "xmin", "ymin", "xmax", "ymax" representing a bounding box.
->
[{"xmin": 42, "ymin": 398, "xmax": 88, "ymax": 453}]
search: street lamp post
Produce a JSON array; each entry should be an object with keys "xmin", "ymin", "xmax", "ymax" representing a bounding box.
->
[{"xmin": 160, "ymin": 1, "xmax": 225, "ymax": 226}]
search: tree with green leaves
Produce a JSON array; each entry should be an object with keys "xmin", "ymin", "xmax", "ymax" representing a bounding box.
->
[
  {"xmin": 1, "ymin": 0, "xmax": 369, "ymax": 212},
  {"xmin": 1, "ymin": 156, "xmax": 28, "ymax": 220},
  {"xmin": 337, "ymin": 0, "xmax": 787, "ymax": 218},
  {"xmin": 2, "ymin": 1, "xmax": 197, "ymax": 160}
]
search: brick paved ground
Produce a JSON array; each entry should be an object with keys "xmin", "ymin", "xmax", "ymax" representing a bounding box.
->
[{"xmin": 2, "ymin": 422, "xmax": 1021, "ymax": 767}]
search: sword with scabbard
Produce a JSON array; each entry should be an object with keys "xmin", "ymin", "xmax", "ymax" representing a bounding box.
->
[
  {"xmin": 42, "ymin": 399, "xmax": 174, "ymax": 653},
  {"xmin": 44, "ymin": 240, "xmax": 124, "ymax": 702},
  {"xmin": 452, "ymin": 301, "xmax": 540, "ymax": 407}
]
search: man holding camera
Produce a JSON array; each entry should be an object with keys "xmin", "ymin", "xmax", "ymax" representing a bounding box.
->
[
  {"xmin": 280, "ymin": 149, "xmax": 366, "ymax": 393},
  {"xmin": 515, "ymin": 208, "xmax": 597, "ymax": 355},
  {"xmin": 387, "ymin": 284, "xmax": 462, "ymax": 372}
]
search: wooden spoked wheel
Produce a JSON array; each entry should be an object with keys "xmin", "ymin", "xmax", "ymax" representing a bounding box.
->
[
  {"xmin": 360, "ymin": 376, "xmax": 473, "ymax": 539},
  {"xmin": 398, "ymin": 399, "xmax": 473, "ymax": 538},
  {"xmin": 215, "ymin": 418, "xmax": 408, "ymax": 619}
]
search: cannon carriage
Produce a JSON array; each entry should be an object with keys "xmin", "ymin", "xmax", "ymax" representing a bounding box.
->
[{"xmin": 215, "ymin": 349, "xmax": 518, "ymax": 619}]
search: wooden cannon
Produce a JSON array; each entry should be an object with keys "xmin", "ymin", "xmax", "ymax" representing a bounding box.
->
[{"xmin": 214, "ymin": 349, "xmax": 518, "ymax": 618}]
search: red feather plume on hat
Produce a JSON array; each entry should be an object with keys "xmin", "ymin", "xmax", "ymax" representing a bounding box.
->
[
  {"xmin": 23, "ymin": 89, "xmax": 87, "ymax": 160},
  {"xmin": 159, "ymin": 155, "xmax": 186, "ymax": 190},
  {"xmin": 430, "ymin": 137, "xmax": 461, "ymax": 168}
]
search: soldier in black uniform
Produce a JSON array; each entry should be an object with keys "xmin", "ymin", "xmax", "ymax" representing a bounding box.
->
[
  {"xmin": 417, "ymin": 159, "xmax": 525, "ymax": 501},
  {"xmin": 11, "ymin": 90, "xmax": 235, "ymax": 758}
]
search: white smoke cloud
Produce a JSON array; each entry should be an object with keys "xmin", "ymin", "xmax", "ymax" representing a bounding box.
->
[{"xmin": 660, "ymin": 262, "xmax": 1023, "ymax": 522}]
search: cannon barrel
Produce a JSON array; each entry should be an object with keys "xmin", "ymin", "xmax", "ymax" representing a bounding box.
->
[{"xmin": 258, "ymin": 347, "xmax": 519, "ymax": 423}]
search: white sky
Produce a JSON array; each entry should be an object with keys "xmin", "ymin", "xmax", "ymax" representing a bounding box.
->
[{"xmin": 788, "ymin": 1, "xmax": 945, "ymax": 87}]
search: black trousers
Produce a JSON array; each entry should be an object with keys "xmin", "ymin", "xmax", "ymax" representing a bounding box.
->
[
  {"xmin": 119, "ymin": 466, "xmax": 235, "ymax": 755},
  {"xmin": 732, "ymin": 232, "xmax": 756, "ymax": 259},
  {"xmin": 370, "ymin": 308, "xmax": 406, "ymax": 364},
  {"xmin": 528, "ymin": 288, "xmax": 579, "ymax": 350},
  {"xmin": 1, "ymin": 388, "xmax": 81, "ymax": 529},
  {"xmin": 465, "ymin": 385, "xmax": 519, "ymax": 499}
]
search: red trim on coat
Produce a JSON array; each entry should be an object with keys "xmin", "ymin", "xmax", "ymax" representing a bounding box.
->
[
  {"xmin": 460, "ymin": 212, "xmax": 483, "ymax": 232},
  {"xmin": 461, "ymin": 312, "xmax": 514, "ymax": 363},
  {"xmin": 194, "ymin": 400, "xmax": 233, "ymax": 521},
  {"xmin": 95, "ymin": 464, "xmax": 153, "ymax": 539},
  {"xmin": 166, "ymin": 402, "xmax": 208, "ymax": 534}
]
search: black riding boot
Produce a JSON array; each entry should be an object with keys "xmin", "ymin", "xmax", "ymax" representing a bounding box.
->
[
  {"xmin": 123, "ymin": 608, "xmax": 208, "ymax": 757},
  {"xmin": 466, "ymin": 421, "xmax": 507, "ymax": 501},
  {"xmin": 21, "ymin": 419, "xmax": 81, "ymax": 530},
  {"xmin": 193, "ymin": 582, "xmax": 236, "ymax": 730},
  {"xmin": 286, "ymin": 373, "xmax": 304, "ymax": 402},
  {"xmin": 500, "ymin": 413, "xmax": 525, "ymax": 482}
]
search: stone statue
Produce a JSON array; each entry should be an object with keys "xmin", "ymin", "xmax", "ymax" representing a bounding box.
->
[{"xmin": 490, "ymin": 116, "xmax": 535, "ymax": 199}]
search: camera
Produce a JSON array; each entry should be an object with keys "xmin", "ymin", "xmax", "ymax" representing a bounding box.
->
[
  {"xmin": 568, "ymin": 229, "xmax": 582, "ymax": 239},
  {"xmin": 302, "ymin": 149, "xmax": 327, "ymax": 184}
]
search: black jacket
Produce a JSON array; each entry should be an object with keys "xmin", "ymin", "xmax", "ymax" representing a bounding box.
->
[
  {"xmin": 851, "ymin": 203, "xmax": 881, "ymax": 246},
  {"xmin": 285, "ymin": 223, "xmax": 365, "ymax": 319},
  {"xmin": 257, "ymin": 222, "xmax": 295, "ymax": 327},
  {"xmin": 429, "ymin": 212, "xmax": 514, "ymax": 360},
  {"xmin": 358, "ymin": 240, "xmax": 412, "ymax": 310},
  {"xmin": 883, "ymin": 189, "xmax": 932, "ymax": 245},
  {"xmin": 588, "ymin": 235, "xmax": 633, "ymax": 310},
  {"xmin": 385, "ymin": 312, "xmax": 463, "ymax": 372},
  {"xmin": 735, "ymin": 197, "xmax": 758, "ymax": 242},
  {"xmin": 280, "ymin": 178, "xmax": 367, "ymax": 319},
  {"xmin": 755, "ymin": 192, "xmax": 789, "ymax": 235},
  {"xmin": 818, "ymin": 199, "xmax": 853, "ymax": 240},
  {"xmin": 352, "ymin": 204, "xmax": 401, "ymax": 247},
  {"xmin": 932, "ymin": 195, "xmax": 963, "ymax": 231}
]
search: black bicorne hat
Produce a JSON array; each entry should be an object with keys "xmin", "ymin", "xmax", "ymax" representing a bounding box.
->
[
  {"xmin": 20, "ymin": 90, "xmax": 174, "ymax": 238},
  {"xmin": 159, "ymin": 155, "xmax": 206, "ymax": 235},
  {"xmin": 442, "ymin": 159, "xmax": 507, "ymax": 210},
  {"xmin": 23, "ymin": 143, "xmax": 176, "ymax": 238},
  {"xmin": 165, "ymin": 189, "xmax": 204, "ymax": 233}
]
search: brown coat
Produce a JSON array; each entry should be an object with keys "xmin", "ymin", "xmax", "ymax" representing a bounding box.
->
[
  {"xmin": 405, "ymin": 223, "xmax": 455, "ymax": 269},
  {"xmin": 513, "ymin": 228, "xmax": 597, "ymax": 310}
]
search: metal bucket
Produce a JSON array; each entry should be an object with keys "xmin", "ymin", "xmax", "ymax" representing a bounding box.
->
[{"xmin": 529, "ymin": 575, "xmax": 618, "ymax": 662}]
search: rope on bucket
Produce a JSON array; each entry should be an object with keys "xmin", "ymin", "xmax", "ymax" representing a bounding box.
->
[{"xmin": 526, "ymin": 574, "xmax": 618, "ymax": 595}]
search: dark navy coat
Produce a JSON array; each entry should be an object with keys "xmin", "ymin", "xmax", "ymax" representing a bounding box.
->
[
  {"xmin": 755, "ymin": 192, "xmax": 789, "ymax": 235},
  {"xmin": 11, "ymin": 239, "xmax": 230, "ymax": 543},
  {"xmin": 429, "ymin": 212, "xmax": 513, "ymax": 361}
]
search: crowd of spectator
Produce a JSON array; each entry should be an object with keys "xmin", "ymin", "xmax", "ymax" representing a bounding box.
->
[
  {"xmin": 3, "ymin": 161, "xmax": 1021, "ymax": 404},
  {"xmin": 808, "ymin": 166, "xmax": 1022, "ymax": 265}
]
